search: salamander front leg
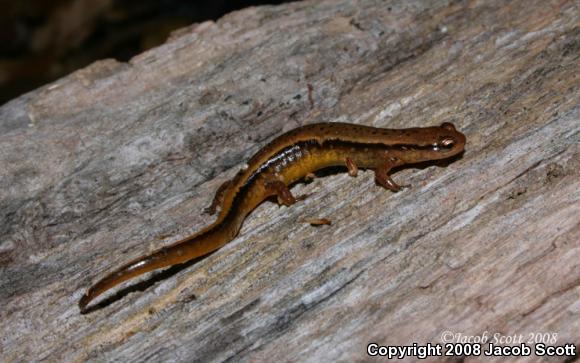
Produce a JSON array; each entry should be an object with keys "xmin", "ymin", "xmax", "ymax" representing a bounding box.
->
[
  {"xmin": 265, "ymin": 180, "xmax": 297, "ymax": 206},
  {"xmin": 374, "ymin": 162, "xmax": 409, "ymax": 192},
  {"xmin": 204, "ymin": 180, "xmax": 231, "ymax": 215}
]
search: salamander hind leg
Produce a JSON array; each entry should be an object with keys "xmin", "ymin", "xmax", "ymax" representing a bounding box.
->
[
  {"xmin": 265, "ymin": 180, "xmax": 297, "ymax": 206},
  {"xmin": 345, "ymin": 157, "xmax": 358, "ymax": 177},
  {"xmin": 204, "ymin": 180, "xmax": 231, "ymax": 215}
]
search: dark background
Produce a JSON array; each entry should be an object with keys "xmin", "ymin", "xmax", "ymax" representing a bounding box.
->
[{"xmin": 0, "ymin": 0, "xmax": 298, "ymax": 106}]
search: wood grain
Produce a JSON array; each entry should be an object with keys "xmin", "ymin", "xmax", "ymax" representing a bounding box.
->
[{"xmin": 0, "ymin": 0, "xmax": 578, "ymax": 362}]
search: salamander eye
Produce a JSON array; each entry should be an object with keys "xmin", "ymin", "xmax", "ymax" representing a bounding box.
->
[
  {"xmin": 440, "ymin": 137, "xmax": 455, "ymax": 149},
  {"xmin": 434, "ymin": 137, "xmax": 456, "ymax": 151}
]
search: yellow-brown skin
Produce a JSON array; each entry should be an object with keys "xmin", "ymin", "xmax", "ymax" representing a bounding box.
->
[{"xmin": 79, "ymin": 122, "xmax": 466, "ymax": 312}]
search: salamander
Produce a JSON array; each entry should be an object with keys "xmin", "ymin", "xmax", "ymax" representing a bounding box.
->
[{"xmin": 79, "ymin": 122, "xmax": 466, "ymax": 312}]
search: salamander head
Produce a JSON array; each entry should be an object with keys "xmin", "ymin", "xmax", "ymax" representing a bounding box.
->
[
  {"xmin": 394, "ymin": 122, "xmax": 466, "ymax": 163},
  {"xmin": 430, "ymin": 122, "xmax": 466, "ymax": 157}
]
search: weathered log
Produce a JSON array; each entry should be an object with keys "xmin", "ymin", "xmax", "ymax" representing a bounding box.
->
[{"xmin": 1, "ymin": 0, "xmax": 578, "ymax": 362}]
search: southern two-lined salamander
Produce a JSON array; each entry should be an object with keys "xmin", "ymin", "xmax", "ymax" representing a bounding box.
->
[{"xmin": 79, "ymin": 122, "xmax": 466, "ymax": 312}]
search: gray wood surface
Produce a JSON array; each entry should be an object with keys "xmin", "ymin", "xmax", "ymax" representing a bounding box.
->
[{"xmin": 1, "ymin": 0, "xmax": 578, "ymax": 362}]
